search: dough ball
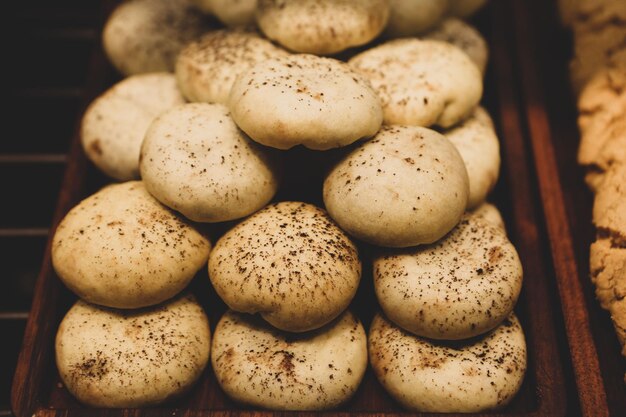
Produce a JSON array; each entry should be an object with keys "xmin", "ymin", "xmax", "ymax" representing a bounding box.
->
[
  {"xmin": 384, "ymin": 0, "xmax": 449, "ymax": 38},
  {"xmin": 424, "ymin": 18, "xmax": 489, "ymax": 75},
  {"xmin": 176, "ymin": 29, "xmax": 288, "ymax": 104},
  {"xmin": 52, "ymin": 181, "xmax": 211, "ymax": 309},
  {"xmin": 212, "ymin": 310, "xmax": 367, "ymax": 410},
  {"xmin": 103, "ymin": 0, "xmax": 214, "ymax": 75},
  {"xmin": 369, "ymin": 312, "xmax": 527, "ymax": 412},
  {"xmin": 229, "ymin": 54, "xmax": 383, "ymax": 150},
  {"xmin": 443, "ymin": 106, "xmax": 500, "ymax": 208},
  {"xmin": 192, "ymin": 0, "xmax": 258, "ymax": 26},
  {"xmin": 349, "ymin": 39, "xmax": 483, "ymax": 128},
  {"xmin": 448, "ymin": 0, "xmax": 488, "ymax": 18},
  {"xmin": 374, "ymin": 210, "xmax": 522, "ymax": 339},
  {"xmin": 81, "ymin": 73, "xmax": 185, "ymax": 181},
  {"xmin": 472, "ymin": 202, "xmax": 506, "ymax": 232},
  {"xmin": 209, "ymin": 202, "xmax": 361, "ymax": 332},
  {"xmin": 56, "ymin": 294, "xmax": 211, "ymax": 407},
  {"xmin": 256, "ymin": 0, "xmax": 390, "ymax": 55},
  {"xmin": 323, "ymin": 125, "xmax": 469, "ymax": 247},
  {"xmin": 140, "ymin": 103, "xmax": 281, "ymax": 223}
]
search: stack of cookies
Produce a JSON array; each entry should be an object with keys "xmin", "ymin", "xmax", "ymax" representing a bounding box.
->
[
  {"xmin": 51, "ymin": 0, "xmax": 528, "ymax": 412},
  {"xmin": 559, "ymin": 0, "xmax": 626, "ymax": 374}
]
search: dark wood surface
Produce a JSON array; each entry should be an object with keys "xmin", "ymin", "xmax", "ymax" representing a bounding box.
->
[{"xmin": 10, "ymin": 0, "xmax": 619, "ymax": 416}]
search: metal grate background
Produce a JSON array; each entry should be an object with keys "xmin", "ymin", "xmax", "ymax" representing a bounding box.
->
[{"xmin": 1, "ymin": 2, "xmax": 102, "ymax": 415}]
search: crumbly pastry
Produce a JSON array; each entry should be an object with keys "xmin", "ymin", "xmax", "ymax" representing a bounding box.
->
[
  {"xmin": 593, "ymin": 163, "xmax": 626, "ymax": 241},
  {"xmin": 448, "ymin": 0, "xmax": 488, "ymax": 18},
  {"xmin": 323, "ymin": 125, "xmax": 469, "ymax": 248},
  {"xmin": 176, "ymin": 30, "xmax": 288, "ymax": 104},
  {"xmin": 140, "ymin": 103, "xmax": 280, "ymax": 223},
  {"xmin": 256, "ymin": 0, "xmax": 390, "ymax": 55},
  {"xmin": 349, "ymin": 39, "xmax": 482, "ymax": 128},
  {"xmin": 208, "ymin": 202, "xmax": 361, "ymax": 332},
  {"xmin": 384, "ymin": 0, "xmax": 449, "ymax": 38},
  {"xmin": 424, "ymin": 18, "xmax": 489, "ymax": 75},
  {"xmin": 373, "ymin": 211, "xmax": 522, "ymax": 339},
  {"xmin": 103, "ymin": 0, "xmax": 213, "ymax": 75},
  {"xmin": 81, "ymin": 73, "xmax": 185, "ymax": 181},
  {"xmin": 369, "ymin": 312, "xmax": 527, "ymax": 412},
  {"xmin": 472, "ymin": 202, "xmax": 506, "ymax": 232},
  {"xmin": 578, "ymin": 67, "xmax": 626, "ymax": 189},
  {"xmin": 56, "ymin": 294, "xmax": 211, "ymax": 407},
  {"xmin": 590, "ymin": 238, "xmax": 626, "ymax": 355},
  {"xmin": 191, "ymin": 0, "xmax": 257, "ymax": 26},
  {"xmin": 570, "ymin": 21, "xmax": 626, "ymax": 95},
  {"xmin": 228, "ymin": 54, "xmax": 383, "ymax": 150},
  {"xmin": 52, "ymin": 181, "xmax": 210, "ymax": 309},
  {"xmin": 444, "ymin": 106, "xmax": 500, "ymax": 208},
  {"xmin": 212, "ymin": 310, "xmax": 367, "ymax": 410}
]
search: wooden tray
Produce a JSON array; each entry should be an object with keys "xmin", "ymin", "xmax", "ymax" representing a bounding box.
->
[{"xmin": 11, "ymin": 0, "xmax": 612, "ymax": 416}]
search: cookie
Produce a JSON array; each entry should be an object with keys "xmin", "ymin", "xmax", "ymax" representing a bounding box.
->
[
  {"xmin": 56, "ymin": 294, "xmax": 210, "ymax": 407},
  {"xmin": 191, "ymin": 0, "xmax": 257, "ymax": 26},
  {"xmin": 212, "ymin": 310, "xmax": 367, "ymax": 410},
  {"xmin": 52, "ymin": 181, "xmax": 210, "ymax": 309},
  {"xmin": 572, "ymin": 0, "xmax": 626, "ymax": 29},
  {"xmin": 349, "ymin": 39, "xmax": 482, "ymax": 128},
  {"xmin": 176, "ymin": 29, "xmax": 288, "ymax": 104},
  {"xmin": 103, "ymin": 0, "xmax": 213, "ymax": 75},
  {"xmin": 384, "ymin": 0, "xmax": 449, "ymax": 38},
  {"xmin": 472, "ymin": 202, "xmax": 506, "ymax": 232},
  {"xmin": 448, "ymin": 0, "xmax": 488, "ymax": 18},
  {"xmin": 323, "ymin": 125, "xmax": 469, "ymax": 248},
  {"xmin": 424, "ymin": 18, "xmax": 489, "ymax": 75},
  {"xmin": 593, "ymin": 163, "xmax": 626, "ymax": 240},
  {"xmin": 256, "ymin": 0, "xmax": 389, "ymax": 55},
  {"xmin": 208, "ymin": 202, "xmax": 361, "ymax": 332},
  {"xmin": 228, "ymin": 54, "xmax": 383, "ymax": 150},
  {"xmin": 373, "ymin": 210, "xmax": 522, "ymax": 339},
  {"xmin": 590, "ymin": 238, "xmax": 626, "ymax": 355},
  {"xmin": 140, "ymin": 103, "xmax": 280, "ymax": 223},
  {"xmin": 369, "ymin": 312, "xmax": 526, "ymax": 412},
  {"xmin": 570, "ymin": 21, "xmax": 626, "ymax": 94},
  {"xmin": 81, "ymin": 73, "xmax": 185, "ymax": 181},
  {"xmin": 444, "ymin": 106, "xmax": 500, "ymax": 208}
]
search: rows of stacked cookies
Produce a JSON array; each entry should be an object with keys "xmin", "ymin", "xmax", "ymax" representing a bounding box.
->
[
  {"xmin": 52, "ymin": 0, "xmax": 527, "ymax": 412},
  {"xmin": 559, "ymin": 0, "xmax": 626, "ymax": 375}
]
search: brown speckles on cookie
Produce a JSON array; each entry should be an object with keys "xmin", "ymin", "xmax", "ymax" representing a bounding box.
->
[
  {"xmin": 55, "ymin": 294, "xmax": 211, "ymax": 407},
  {"xmin": 211, "ymin": 310, "xmax": 367, "ymax": 410},
  {"xmin": 368, "ymin": 312, "xmax": 527, "ymax": 412},
  {"xmin": 209, "ymin": 201, "xmax": 361, "ymax": 332},
  {"xmin": 323, "ymin": 125, "xmax": 469, "ymax": 247},
  {"xmin": 51, "ymin": 181, "xmax": 211, "ymax": 309},
  {"xmin": 374, "ymin": 210, "xmax": 522, "ymax": 339}
]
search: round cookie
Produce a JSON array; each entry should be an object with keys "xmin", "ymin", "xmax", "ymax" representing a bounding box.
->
[
  {"xmin": 323, "ymin": 126, "xmax": 469, "ymax": 248},
  {"xmin": 81, "ymin": 73, "xmax": 185, "ymax": 181},
  {"xmin": 256, "ymin": 0, "xmax": 390, "ymax": 55},
  {"xmin": 191, "ymin": 0, "xmax": 257, "ymax": 26},
  {"xmin": 56, "ymin": 294, "xmax": 211, "ymax": 407},
  {"xmin": 176, "ymin": 29, "xmax": 288, "ymax": 104},
  {"xmin": 52, "ymin": 181, "xmax": 210, "ymax": 309},
  {"xmin": 593, "ymin": 163, "xmax": 626, "ymax": 239},
  {"xmin": 140, "ymin": 103, "xmax": 280, "ymax": 223},
  {"xmin": 424, "ymin": 18, "xmax": 489, "ymax": 75},
  {"xmin": 374, "ymin": 210, "xmax": 522, "ymax": 339},
  {"xmin": 349, "ymin": 39, "xmax": 483, "ymax": 128},
  {"xmin": 472, "ymin": 202, "xmax": 506, "ymax": 232},
  {"xmin": 443, "ymin": 106, "xmax": 500, "ymax": 208},
  {"xmin": 369, "ymin": 313, "xmax": 527, "ymax": 412},
  {"xmin": 229, "ymin": 54, "xmax": 383, "ymax": 150},
  {"xmin": 448, "ymin": 0, "xmax": 488, "ymax": 18},
  {"xmin": 209, "ymin": 202, "xmax": 361, "ymax": 332},
  {"xmin": 103, "ymin": 0, "xmax": 213, "ymax": 75},
  {"xmin": 212, "ymin": 310, "xmax": 367, "ymax": 410},
  {"xmin": 384, "ymin": 0, "xmax": 450, "ymax": 38}
]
